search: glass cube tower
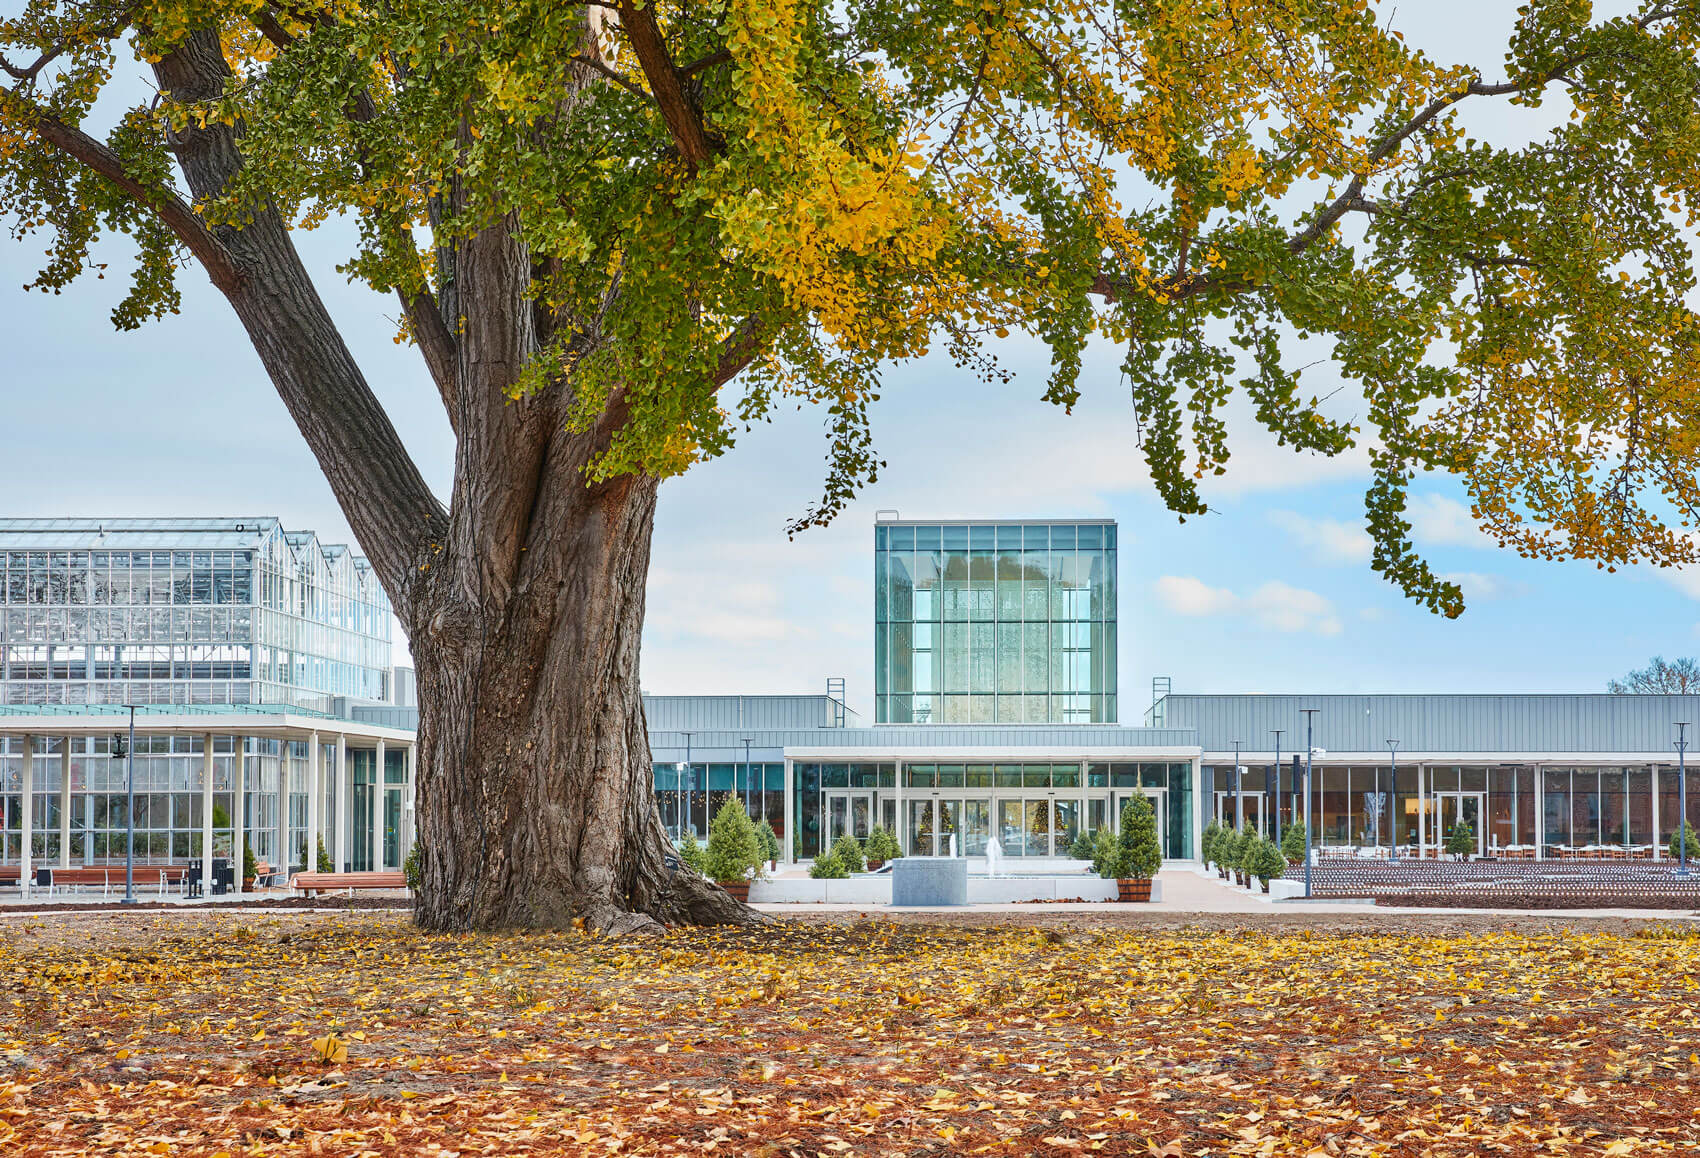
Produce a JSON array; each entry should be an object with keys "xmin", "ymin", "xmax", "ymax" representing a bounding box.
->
[{"xmin": 874, "ymin": 519, "xmax": 1117, "ymax": 724}]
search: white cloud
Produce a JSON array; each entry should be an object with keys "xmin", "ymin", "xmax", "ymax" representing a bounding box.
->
[
  {"xmin": 1406, "ymin": 494, "xmax": 1495, "ymax": 549},
  {"xmin": 1269, "ymin": 510, "xmax": 1373, "ymax": 564},
  {"xmin": 1657, "ymin": 567, "xmax": 1700, "ymax": 601},
  {"xmin": 1152, "ymin": 576, "xmax": 1341, "ymax": 636},
  {"xmin": 1153, "ymin": 575, "xmax": 1240, "ymax": 617},
  {"xmin": 1442, "ymin": 571, "xmax": 1529, "ymax": 602},
  {"xmin": 1245, "ymin": 581, "xmax": 1344, "ymax": 636}
]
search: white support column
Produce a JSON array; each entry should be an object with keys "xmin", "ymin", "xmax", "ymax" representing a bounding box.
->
[
  {"xmin": 1653, "ymin": 762, "xmax": 1662, "ymax": 861},
  {"xmin": 200, "ymin": 733, "xmax": 214, "ymax": 896},
  {"xmin": 403, "ymin": 743, "xmax": 417, "ymax": 856},
  {"xmin": 1417, "ymin": 763, "xmax": 1427, "ymax": 858},
  {"xmin": 1534, "ymin": 763, "xmax": 1545, "ymax": 860},
  {"xmin": 1078, "ymin": 758, "xmax": 1089, "ymax": 847},
  {"xmin": 59, "ymin": 735, "xmax": 73, "ymax": 869},
  {"xmin": 275, "ymin": 742, "xmax": 290, "ymax": 880},
  {"xmin": 782, "ymin": 758, "xmax": 794, "ymax": 865},
  {"xmin": 1189, "ymin": 757, "xmax": 1204, "ymax": 862},
  {"xmin": 373, "ymin": 739, "xmax": 386, "ymax": 870},
  {"xmin": 333, "ymin": 734, "xmax": 348, "ymax": 871},
  {"xmin": 305, "ymin": 732, "xmax": 321, "ymax": 872},
  {"xmin": 892, "ymin": 758, "xmax": 904, "ymax": 856},
  {"xmin": 231, "ymin": 742, "xmax": 246, "ymax": 895},
  {"xmin": 19, "ymin": 735, "xmax": 34, "ymax": 900}
]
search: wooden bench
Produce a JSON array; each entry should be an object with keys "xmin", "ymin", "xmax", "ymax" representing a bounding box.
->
[
  {"xmin": 289, "ymin": 870, "xmax": 408, "ymax": 896},
  {"xmin": 36, "ymin": 865, "xmax": 193, "ymax": 898}
]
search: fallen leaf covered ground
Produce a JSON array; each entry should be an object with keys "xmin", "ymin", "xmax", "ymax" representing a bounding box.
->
[{"xmin": 3, "ymin": 910, "xmax": 1698, "ymax": 1155}]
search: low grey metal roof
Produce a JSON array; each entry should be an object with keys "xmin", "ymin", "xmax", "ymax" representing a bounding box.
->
[
  {"xmin": 0, "ymin": 518, "xmax": 281, "ymax": 551},
  {"xmin": 1160, "ymin": 693, "xmax": 1700, "ymax": 755},
  {"xmin": 642, "ymin": 694, "xmax": 858, "ymax": 732}
]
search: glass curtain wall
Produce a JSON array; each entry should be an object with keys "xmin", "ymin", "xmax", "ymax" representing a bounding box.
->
[
  {"xmin": 0, "ymin": 527, "xmax": 392, "ymax": 711},
  {"xmin": 654, "ymin": 763, "xmax": 786, "ymax": 845},
  {"xmin": 786, "ymin": 760, "xmax": 1190, "ymax": 860},
  {"xmin": 0, "ymin": 734, "xmax": 243, "ymax": 865},
  {"xmin": 875, "ymin": 522, "xmax": 1117, "ymax": 724}
]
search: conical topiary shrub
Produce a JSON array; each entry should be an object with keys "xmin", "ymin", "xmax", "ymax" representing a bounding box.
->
[
  {"xmin": 704, "ymin": 800, "xmax": 763, "ymax": 900},
  {"xmin": 1114, "ymin": 795, "xmax": 1163, "ymax": 901}
]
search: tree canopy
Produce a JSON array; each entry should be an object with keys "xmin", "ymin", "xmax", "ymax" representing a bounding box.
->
[
  {"xmin": 4, "ymin": 1, "xmax": 1700, "ymax": 619},
  {"xmin": 1609, "ymin": 654, "xmax": 1700, "ymax": 693}
]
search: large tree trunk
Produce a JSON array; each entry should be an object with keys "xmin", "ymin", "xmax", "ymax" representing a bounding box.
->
[
  {"xmin": 145, "ymin": 27, "xmax": 754, "ymax": 933},
  {"xmin": 409, "ymin": 463, "xmax": 749, "ymax": 934}
]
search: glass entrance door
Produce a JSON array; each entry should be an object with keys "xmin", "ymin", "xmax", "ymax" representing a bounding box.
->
[
  {"xmin": 908, "ymin": 798, "xmax": 967, "ymax": 856},
  {"xmin": 961, "ymin": 799, "xmax": 990, "ymax": 855},
  {"xmin": 826, "ymin": 791, "xmax": 873, "ymax": 849},
  {"xmin": 1436, "ymin": 792, "xmax": 1484, "ymax": 857},
  {"xmin": 1214, "ymin": 791, "xmax": 1264, "ymax": 836}
]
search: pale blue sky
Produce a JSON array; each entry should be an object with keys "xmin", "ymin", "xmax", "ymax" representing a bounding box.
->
[{"xmin": 0, "ymin": 1, "xmax": 1682, "ymax": 720}]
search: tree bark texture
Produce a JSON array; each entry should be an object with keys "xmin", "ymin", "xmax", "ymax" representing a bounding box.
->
[{"xmin": 145, "ymin": 29, "xmax": 751, "ymax": 934}]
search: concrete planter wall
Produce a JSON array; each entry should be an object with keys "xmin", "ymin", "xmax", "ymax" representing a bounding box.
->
[{"xmin": 748, "ymin": 875, "xmax": 1145, "ymax": 904}]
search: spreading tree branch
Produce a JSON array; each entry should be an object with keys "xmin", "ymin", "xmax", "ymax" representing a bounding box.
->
[
  {"xmin": 615, "ymin": 0, "xmax": 715, "ymax": 169},
  {"xmin": 0, "ymin": 87, "xmax": 243, "ymax": 293}
]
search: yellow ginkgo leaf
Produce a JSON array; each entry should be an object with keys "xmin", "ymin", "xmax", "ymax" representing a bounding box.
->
[{"xmin": 310, "ymin": 1034, "xmax": 347, "ymax": 1065}]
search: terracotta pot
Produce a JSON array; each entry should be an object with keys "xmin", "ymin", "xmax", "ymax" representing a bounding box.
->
[
  {"xmin": 1116, "ymin": 878, "xmax": 1153, "ymax": 903},
  {"xmin": 719, "ymin": 879, "xmax": 750, "ymax": 903},
  {"xmin": 243, "ymin": 877, "xmax": 256, "ymax": 891},
  {"xmin": 866, "ymin": 859, "xmax": 884, "ymax": 872}
]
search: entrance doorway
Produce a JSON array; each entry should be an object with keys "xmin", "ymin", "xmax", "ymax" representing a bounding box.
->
[
  {"xmin": 825, "ymin": 791, "xmax": 873, "ymax": 849},
  {"xmin": 1435, "ymin": 792, "xmax": 1484, "ymax": 857},
  {"xmin": 908, "ymin": 797, "xmax": 966, "ymax": 856},
  {"xmin": 1214, "ymin": 790, "xmax": 1264, "ymax": 836}
]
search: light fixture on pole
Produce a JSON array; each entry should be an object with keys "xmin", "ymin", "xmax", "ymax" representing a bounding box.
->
[
  {"xmin": 742, "ymin": 738, "xmax": 754, "ymax": 818},
  {"xmin": 1269, "ymin": 729, "xmax": 1284, "ymax": 841},
  {"xmin": 1300, "ymin": 708, "xmax": 1321, "ymax": 898},
  {"xmin": 1678, "ymin": 722, "xmax": 1692, "ymax": 877},
  {"xmin": 683, "ymin": 731, "xmax": 694, "ymax": 840},
  {"xmin": 1386, "ymin": 739, "xmax": 1400, "ymax": 862},
  {"xmin": 122, "ymin": 705, "xmax": 137, "ymax": 905}
]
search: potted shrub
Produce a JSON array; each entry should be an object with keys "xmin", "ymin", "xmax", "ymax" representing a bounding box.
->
[
  {"xmin": 1112, "ymin": 795, "xmax": 1162, "ymax": 902},
  {"xmin": 1093, "ymin": 829, "xmax": 1123, "ymax": 879},
  {"xmin": 1200, "ymin": 820, "xmax": 1222, "ymax": 874},
  {"xmin": 1445, "ymin": 819, "xmax": 1475, "ymax": 862},
  {"xmin": 705, "ymin": 800, "xmax": 763, "ymax": 901},
  {"xmin": 753, "ymin": 817, "xmax": 781, "ymax": 873},
  {"xmin": 677, "ymin": 830, "xmax": 707, "ymax": 873},
  {"xmin": 863, "ymin": 825, "xmax": 900, "ymax": 871},
  {"xmin": 1218, "ymin": 826, "xmax": 1241, "ymax": 885},
  {"xmin": 809, "ymin": 849, "xmax": 849, "ymax": 879},
  {"xmin": 241, "ymin": 839, "xmax": 259, "ymax": 891},
  {"xmin": 1281, "ymin": 819, "xmax": 1307, "ymax": 866},
  {"xmin": 315, "ymin": 834, "xmax": 334, "ymax": 874},
  {"xmin": 1229, "ymin": 826, "xmax": 1254, "ymax": 887},
  {"xmin": 1066, "ymin": 830, "xmax": 1097, "ymax": 861},
  {"xmin": 830, "ymin": 832, "xmax": 866, "ymax": 874},
  {"xmin": 1670, "ymin": 821, "xmax": 1700, "ymax": 862},
  {"xmin": 1246, "ymin": 835, "xmax": 1286, "ymax": 894},
  {"xmin": 403, "ymin": 840, "xmax": 421, "ymax": 891}
]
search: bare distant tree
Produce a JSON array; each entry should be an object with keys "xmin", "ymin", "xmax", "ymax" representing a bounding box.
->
[{"xmin": 1608, "ymin": 657, "xmax": 1700, "ymax": 694}]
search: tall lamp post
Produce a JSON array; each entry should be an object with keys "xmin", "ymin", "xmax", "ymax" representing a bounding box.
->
[
  {"xmin": 1269, "ymin": 729, "xmax": 1284, "ymax": 842},
  {"xmin": 121, "ymin": 705, "xmax": 137, "ymax": 905},
  {"xmin": 1300, "ymin": 708, "xmax": 1321, "ymax": 898},
  {"xmin": 1678, "ymin": 722, "xmax": 1691, "ymax": 876},
  {"xmin": 741, "ymin": 738, "xmax": 754, "ymax": 817},
  {"xmin": 1386, "ymin": 739, "xmax": 1401, "ymax": 862}
]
